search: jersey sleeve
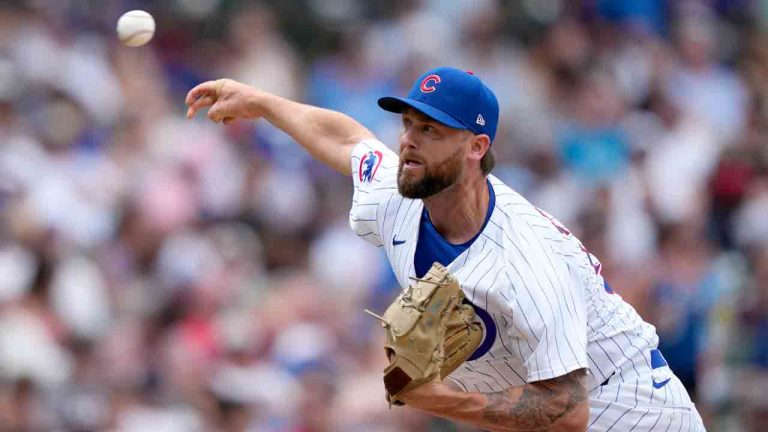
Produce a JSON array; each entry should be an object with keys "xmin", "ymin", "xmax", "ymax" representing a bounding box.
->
[
  {"xmin": 349, "ymin": 139, "xmax": 399, "ymax": 247},
  {"xmin": 504, "ymin": 263, "xmax": 589, "ymax": 383}
]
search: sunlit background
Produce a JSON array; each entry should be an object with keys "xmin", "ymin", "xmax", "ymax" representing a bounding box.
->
[{"xmin": 0, "ymin": 0, "xmax": 766, "ymax": 431}]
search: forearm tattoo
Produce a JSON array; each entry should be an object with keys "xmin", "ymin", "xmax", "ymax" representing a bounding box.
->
[{"xmin": 481, "ymin": 369, "xmax": 588, "ymax": 430}]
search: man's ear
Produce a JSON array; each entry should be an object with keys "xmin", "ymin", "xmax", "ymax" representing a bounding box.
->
[{"xmin": 469, "ymin": 134, "xmax": 491, "ymax": 161}]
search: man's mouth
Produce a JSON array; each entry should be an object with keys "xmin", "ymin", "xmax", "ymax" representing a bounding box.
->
[{"xmin": 402, "ymin": 157, "xmax": 423, "ymax": 168}]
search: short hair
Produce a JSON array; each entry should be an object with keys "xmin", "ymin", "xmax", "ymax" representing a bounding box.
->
[{"xmin": 480, "ymin": 147, "xmax": 496, "ymax": 176}]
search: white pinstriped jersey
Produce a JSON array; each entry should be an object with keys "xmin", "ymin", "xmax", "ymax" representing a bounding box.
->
[{"xmin": 349, "ymin": 140, "xmax": 705, "ymax": 431}]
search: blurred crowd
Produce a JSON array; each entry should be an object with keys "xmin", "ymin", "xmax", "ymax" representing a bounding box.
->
[{"xmin": 0, "ymin": 0, "xmax": 766, "ymax": 430}]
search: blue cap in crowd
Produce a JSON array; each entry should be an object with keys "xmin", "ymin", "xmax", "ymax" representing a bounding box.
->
[{"xmin": 378, "ymin": 66, "xmax": 500, "ymax": 143}]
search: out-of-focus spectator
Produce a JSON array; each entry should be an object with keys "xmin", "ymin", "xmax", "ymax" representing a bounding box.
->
[
  {"xmin": 306, "ymin": 27, "xmax": 399, "ymax": 139},
  {"xmin": 223, "ymin": 4, "xmax": 300, "ymax": 102},
  {"xmin": 643, "ymin": 89, "xmax": 719, "ymax": 224},
  {"xmin": 735, "ymin": 244, "xmax": 768, "ymax": 431},
  {"xmin": 666, "ymin": 12, "xmax": 748, "ymax": 145},
  {"xmin": 648, "ymin": 222, "xmax": 718, "ymax": 397},
  {"xmin": 557, "ymin": 71, "xmax": 630, "ymax": 186}
]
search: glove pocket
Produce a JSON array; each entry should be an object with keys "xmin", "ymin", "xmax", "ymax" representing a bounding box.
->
[
  {"xmin": 382, "ymin": 283, "xmax": 445, "ymax": 337},
  {"xmin": 441, "ymin": 317, "xmax": 483, "ymax": 379}
]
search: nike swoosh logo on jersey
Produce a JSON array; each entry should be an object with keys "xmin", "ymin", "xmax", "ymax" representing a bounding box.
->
[
  {"xmin": 393, "ymin": 237, "xmax": 406, "ymax": 246},
  {"xmin": 652, "ymin": 378, "xmax": 671, "ymax": 389}
]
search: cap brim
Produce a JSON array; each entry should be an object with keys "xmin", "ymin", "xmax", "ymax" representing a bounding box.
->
[{"xmin": 377, "ymin": 97, "xmax": 466, "ymax": 130}]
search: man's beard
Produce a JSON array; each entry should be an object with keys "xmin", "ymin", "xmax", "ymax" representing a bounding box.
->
[{"xmin": 398, "ymin": 147, "xmax": 464, "ymax": 199}]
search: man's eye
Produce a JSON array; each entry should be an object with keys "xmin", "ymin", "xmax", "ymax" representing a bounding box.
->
[{"xmin": 422, "ymin": 125, "xmax": 434, "ymax": 133}]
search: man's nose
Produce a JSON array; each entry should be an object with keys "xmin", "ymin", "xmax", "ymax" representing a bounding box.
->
[{"xmin": 400, "ymin": 128, "xmax": 418, "ymax": 151}]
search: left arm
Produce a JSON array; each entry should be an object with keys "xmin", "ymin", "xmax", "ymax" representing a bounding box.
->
[{"xmin": 401, "ymin": 368, "xmax": 589, "ymax": 432}]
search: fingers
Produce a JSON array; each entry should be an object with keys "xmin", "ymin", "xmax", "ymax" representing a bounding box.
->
[
  {"xmin": 186, "ymin": 94, "xmax": 216, "ymax": 119},
  {"xmin": 208, "ymin": 107, "xmax": 223, "ymax": 123},
  {"xmin": 207, "ymin": 99, "xmax": 225, "ymax": 123},
  {"xmin": 207, "ymin": 105, "xmax": 235, "ymax": 125},
  {"xmin": 186, "ymin": 79, "xmax": 236, "ymax": 124},
  {"xmin": 185, "ymin": 80, "xmax": 227, "ymax": 119},
  {"xmin": 185, "ymin": 79, "xmax": 227, "ymax": 104},
  {"xmin": 185, "ymin": 81, "xmax": 216, "ymax": 105}
]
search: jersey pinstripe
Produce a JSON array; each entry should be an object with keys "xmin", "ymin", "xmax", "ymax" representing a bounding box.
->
[{"xmin": 349, "ymin": 140, "xmax": 704, "ymax": 431}]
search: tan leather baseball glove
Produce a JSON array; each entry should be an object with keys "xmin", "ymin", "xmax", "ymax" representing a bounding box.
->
[{"xmin": 367, "ymin": 262, "xmax": 483, "ymax": 406}]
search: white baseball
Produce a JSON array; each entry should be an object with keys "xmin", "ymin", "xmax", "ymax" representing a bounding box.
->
[{"xmin": 116, "ymin": 10, "xmax": 155, "ymax": 47}]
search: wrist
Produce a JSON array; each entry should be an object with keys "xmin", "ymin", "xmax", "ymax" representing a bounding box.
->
[
  {"xmin": 401, "ymin": 382, "xmax": 474, "ymax": 412},
  {"xmin": 245, "ymin": 88, "xmax": 268, "ymax": 118}
]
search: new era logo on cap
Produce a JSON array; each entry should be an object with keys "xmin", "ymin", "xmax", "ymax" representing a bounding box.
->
[{"xmin": 377, "ymin": 66, "xmax": 500, "ymax": 143}]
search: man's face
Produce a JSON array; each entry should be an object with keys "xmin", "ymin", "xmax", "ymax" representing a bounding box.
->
[{"xmin": 397, "ymin": 109, "xmax": 471, "ymax": 199}]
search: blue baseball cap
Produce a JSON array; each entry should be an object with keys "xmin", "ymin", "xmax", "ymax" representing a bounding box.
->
[{"xmin": 378, "ymin": 66, "xmax": 500, "ymax": 143}]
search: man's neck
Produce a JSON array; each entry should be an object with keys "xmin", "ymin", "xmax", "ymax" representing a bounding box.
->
[{"xmin": 423, "ymin": 175, "xmax": 490, "ymax": 244}]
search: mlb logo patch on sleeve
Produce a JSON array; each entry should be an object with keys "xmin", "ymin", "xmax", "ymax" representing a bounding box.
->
[{"xmin": 359, "ymin": 150, "xmax": 383, "ymax": 183}]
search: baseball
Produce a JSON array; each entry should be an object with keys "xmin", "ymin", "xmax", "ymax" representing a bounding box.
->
[{"xmin": 116, "ymin": 10, "xmax": 155, "ymax": 47}]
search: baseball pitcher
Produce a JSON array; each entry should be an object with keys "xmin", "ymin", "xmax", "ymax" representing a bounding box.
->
[{"xmin": 186, "ymin": 67, "xmax": 706, "ymax": 431}]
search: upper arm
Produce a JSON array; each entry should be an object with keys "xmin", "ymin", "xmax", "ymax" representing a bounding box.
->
[
  {"xmin": 335, "ymin": 133, "xmax": 376, "ymax": 176},
  {"xmin": 307, "ymin": 108, "xmax": 376, "ymax": 176},
  {"xmin": 348, "ymin": 140, "xmax": 400, "ymax": 246}
]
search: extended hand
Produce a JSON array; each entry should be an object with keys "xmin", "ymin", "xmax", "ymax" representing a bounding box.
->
[{"xmin": 185, "ymin": 78, "xmax": 261, "ymax": 124}]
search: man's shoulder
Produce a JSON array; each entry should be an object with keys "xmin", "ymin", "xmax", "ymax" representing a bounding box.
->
[
  {"xmin": 487, "ymin": 175, "xmax": 541, "ymax": 228},
  {"xmin": 351, "ymin": 139, "xmax": 399, "ymax": 164},
  {"xmin": 485, "ymin": 175, "xmax": 575, "ymax": 261},
  {"xmin": 488, "ymin": 175, "xmax": 527, "ymax": 206}
]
